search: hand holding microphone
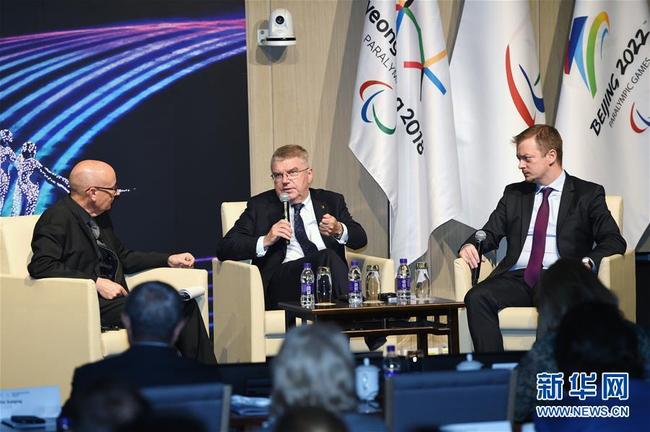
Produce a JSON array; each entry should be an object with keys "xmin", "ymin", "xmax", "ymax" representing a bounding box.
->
[
  {"xmin": 471, "ymin": 230, "xmax": 487, "ymax": 286},
  {"xmin": 263, "ymin": 193, "xmax": 293, "ymax": 247}
]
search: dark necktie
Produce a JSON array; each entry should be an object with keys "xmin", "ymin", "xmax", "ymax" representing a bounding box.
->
[
  {"xmin": 292, "ymin": 203, "xmax": 318, "ymax": 256},
  {"xmin": 87, "ymin": 219, "xmax": 121, "ymax": 282},
  {"xmin": 524, "ymin": 187, "xmax": 553, "ymax": 287}
]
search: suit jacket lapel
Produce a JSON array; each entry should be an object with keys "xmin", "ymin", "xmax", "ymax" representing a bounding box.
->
[
  {"xmin": 63, "ymin": 196, "xmax": 101, "ymax": 255},
  {"xmin": 519, "ymin": 184, "xmax": 536, "ymax": 250},
  {"xmin": 556, "ymin": 173, "xmax": 575, "ymax": 237}
]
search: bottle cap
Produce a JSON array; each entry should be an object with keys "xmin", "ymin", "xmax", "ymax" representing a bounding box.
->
[
  {"xmin": 456, "ymin": 353, "xmax": 483, "ymax": 371},
  {"xmin": 387, "ymin": 345, "xmax": 396, "ymax": 352},
  {"xmin": 399, "ymin": 258, "xmax": 407, "ymax": 264},
  {"xmin": 415, "ymin": 261, "xmax": 428, "ymax": 269},
  {"xmin": 364, "ymin": 357, "xmax": 370, "ymax": 366},
  {"xmin": 351, "ymin": 259, "xmax": 360, "ymax": 267},
  {"xmin": 303, "ymin": 262, "xmax": 312, "ymax": 268}
]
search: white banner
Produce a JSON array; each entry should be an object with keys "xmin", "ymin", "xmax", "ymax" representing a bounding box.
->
[
  {"xmin": 349, "ymin": 0, "xmax": 461, "ymax": 263},
  {"xmin": 556, "ymin": 0, "xmax": 650, "ymax": 247},
  {"xmin": 450, "ymin": 0, "xmax": 546, "ymax": 228}
]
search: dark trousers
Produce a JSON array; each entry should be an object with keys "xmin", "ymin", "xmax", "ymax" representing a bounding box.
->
[
  {"xmin": 99, "ymin": 296, "xmax": 217, "ymax": 365},
  {"xmin": 464, "ymin": 269, "xmax": 537, "ymax": 353},
  {"xmin": 266, "ymin": 248, "xmax": 348, "ymax": 309}
]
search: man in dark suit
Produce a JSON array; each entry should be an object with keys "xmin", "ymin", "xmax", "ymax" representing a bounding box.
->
[
  {"xmin": 28, "ymin": 160, "xmax": 215, "ymax": 363},
  {"xmin": 459, "ymin": 125, "xmax": 626, "ymax": 352},
  {"xmin": 216, "ymin": 145, "xmax": 367, "ymax": 308},
  {"xmin": 60, "ymin": 281, "xmax": 222, "ymax": 423}
]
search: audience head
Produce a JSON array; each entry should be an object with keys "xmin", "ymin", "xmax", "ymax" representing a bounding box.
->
[
  {"xmin": 271, "ymin": 323, "xmax": 357, "ymax": 417},
  {"xmin": 555, "ymin": 301, "xmax": 645, "ymax": 379},
  {"xmin": 74, "ymin": 381, "xmax": 149, "ymax": 432},
  {"xmin": 122, "ymin": 281, "xmax": 185, "ymax": 345},
  {"xmin": 69, "ymin": 160, "xmax": 119, "ymax": 216},
  {"xmin": 270, "ymin": 145, "xmax": 313, "ymax": 204},
  {"xmin": 536, "ymin": 258, "xmax": 617, "ymax": 338},
  {"xmin": 275, "ymin": 406, "xmax": 348, "ymax": 432}
]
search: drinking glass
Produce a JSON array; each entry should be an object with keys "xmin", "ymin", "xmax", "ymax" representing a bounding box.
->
[
  {"xmin": 316, "ymin": 266, "xmax": 333, "ymax": 305},
  {"xmin": 364, "ymin": 264, "xmax": 381, "ymax": 303}
]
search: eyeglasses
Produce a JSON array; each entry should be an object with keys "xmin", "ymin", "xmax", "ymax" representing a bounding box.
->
[
  {"xmin": 270, "ymin": 167, "xmax": 310, "ymax": 182},
  {"xmin": 86, "ymin": 186, "xmax": 135, "ymax": 197}
]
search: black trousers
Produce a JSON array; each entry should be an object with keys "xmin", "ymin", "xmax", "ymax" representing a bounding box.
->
[
  {"xmin": 99, "ymin": 296, "xmax": 217, "ymax": 365},
  {"xmin": 464, "ymin": 269, "xmax": 537, "ymax": 353},
  {"xmin": 266, "ymin": 249, "xmax": 349, "ymax": 310}
]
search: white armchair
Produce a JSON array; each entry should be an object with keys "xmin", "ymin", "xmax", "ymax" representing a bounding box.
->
[
  {"xmin": 453, "ymin": 195, "xmax": 636, "ymax": 352},
  {"xmin": 0, "ymin": 215, "xmax": 209, "ymax": 401},
  {"xmin": 212, "ymin": 201, "xmax": 395, "ymax": 363}
]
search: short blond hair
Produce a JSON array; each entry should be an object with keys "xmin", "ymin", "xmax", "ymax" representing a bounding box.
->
[
  {"xmin": 513, "ymin": 124, "xmax": 563, "ymax": 164},
  {"xmin": 271, "ymin": 145, "xmax": 309, "ymax": 166}
]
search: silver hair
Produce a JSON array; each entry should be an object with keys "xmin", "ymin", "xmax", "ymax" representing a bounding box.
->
[{"xmin": 271, "ymin": 323, "xmax": 357, "ymax": 417}]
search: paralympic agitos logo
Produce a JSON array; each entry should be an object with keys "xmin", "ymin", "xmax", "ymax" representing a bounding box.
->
[
  {"xmin": 630, "ymin": 102, "xmax": 650, "ymax": 133},
  {"xmin": 359, "ymin": 80, "xmax": 396, "ymax": 135}
]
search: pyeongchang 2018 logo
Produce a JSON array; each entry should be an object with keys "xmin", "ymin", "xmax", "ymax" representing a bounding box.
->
[
  {"xmin": 359, "ymin": 80, "xmax": 396, "ymax": 135},
  {"xmin": 396, "ymin": 0, "xmax": 447, "ymax": 99},
  {"xmin": 630, "ymin": 102, "xmax": 650, "ymax": 133},
  {"xmin": 565, "ymin": 12, "xmax": 610, "ymax": 97}
]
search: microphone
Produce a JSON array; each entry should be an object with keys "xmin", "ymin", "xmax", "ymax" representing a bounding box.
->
[
  {"xmin": 471, "ymin": 230, "xmax": 487, "ymax": 286},
  {"xmin": 279, "ymin": 192, "xmax": 290, "ymax": 223},
  {"xmin": 279, "ymin": 193, "xmax": 290, "ymax": 245}
]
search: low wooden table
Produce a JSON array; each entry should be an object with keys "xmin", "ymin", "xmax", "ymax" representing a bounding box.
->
[{"xmin": 278, "ymin": 298, "xmax": 465, "ymax": 354}]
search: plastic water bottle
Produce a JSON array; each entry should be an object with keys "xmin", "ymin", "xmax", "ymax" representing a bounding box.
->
[
  {"xmin": 300, "ymin": 263, "xmax": 315, "ymax": 308},
  {"xmin": 383, "ymin": 345, "xmax": 401, "ymax": 378},
  {"xmin": 395, "ymin": 258, "xmax": 411, "ymax": 304},
  {"xmin": 348, "ymin": 259, "xmax": 363, "ymax": 307}
]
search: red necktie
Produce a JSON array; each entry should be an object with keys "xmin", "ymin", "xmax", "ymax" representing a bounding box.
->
[{"xmin": 524, "ymin": 187, "xmax": 553, "ymax": 287}]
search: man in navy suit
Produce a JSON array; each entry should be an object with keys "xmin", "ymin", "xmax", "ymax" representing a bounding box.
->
[
  {"xmin": 61, "ymin": 281, "xmax": 222, "ymax": 422},
  {"xmin": 459, "ymin": 125, "xmax": 626, "ymax": 352},
  {"xmin": 216, "ymin": 145, "xmax": 367, "ymax": 309}
]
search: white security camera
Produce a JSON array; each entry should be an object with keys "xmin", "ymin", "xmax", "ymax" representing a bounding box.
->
[{"xmin": 257, "ymin": 8, "xmax": 296, "ymax": 47}]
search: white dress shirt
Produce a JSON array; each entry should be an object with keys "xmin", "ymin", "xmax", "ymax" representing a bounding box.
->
[
  {"xmin": 255, "ymin": 193, "xmax": 349, "ymax": 262},
  {"xmin": 512, "ymin": 170, "xmax": 566, "ymax": 271}
]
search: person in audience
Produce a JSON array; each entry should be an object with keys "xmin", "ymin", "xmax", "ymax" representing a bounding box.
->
[
  {"xmin": 514, "ymin": 258, "xmax": 650, "ymax": 422},
  {"xmin": 28, "ymin": 159, "xmax": 215, "ymax": 364},
  {"xmin": 60, "ymin": 281, "xmax": 222, "ymax": 425},
  {"xmin": 458, "ymin": 125, "xmax": 626, "ymax": 352},
  {"xmin": 268, "ymin": 323, "xmax": 387, "ymax": 432},
  {"xmin": 535, "ymin": 302, "xmax": 650, "ymax": 431},
  {"xmin": 216, "ymin": 145, "xmax": 367, "ymax": 309},
  {"xmin": 555, "ymin": 301, "xmax": 646, "ymax": 379},
  {"xmin": 275, "ymin": 406, "xmax": 348, "ymax": 432},
  {"xmin": 74, "ymin": 382, "xmax": 150, "ymax": 432}
]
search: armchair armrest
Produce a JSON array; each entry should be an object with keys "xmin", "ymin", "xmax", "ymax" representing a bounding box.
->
[
  {"xmin": 0, "ymin": 274, "xmax": 104, "ymax": 402},
  {"xmin": 598, "ymin": 250, "xmax": 636, "ymax": 322},
  {"xmin": 125, "ymin": 268, "xmax": 209, "ymax": 334},
  {"xmin": 212, "ymin": 259, "xmax": 266, "ymax": 363},
  {"xmin": 453, "ymin": 258, "xmax": 494, "ymax": 302},
  {"xmin": 346, "ymin": 251, "xmax": 395, "ymax": 293}
]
